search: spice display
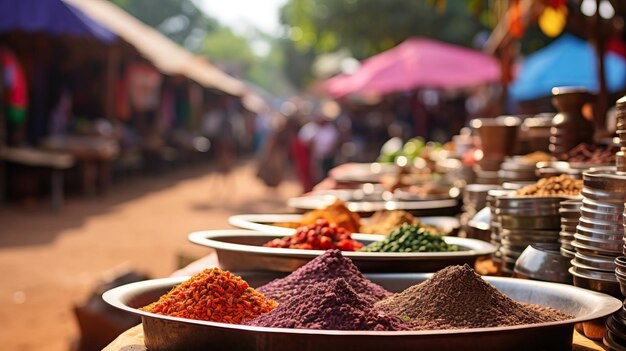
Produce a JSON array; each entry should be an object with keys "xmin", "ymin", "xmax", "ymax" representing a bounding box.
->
[
  {"xmin": 297, "ymin": 200, "xmax": 361, "ymax": 233},
  {"xmin": 257, "ymin": 249, "xmax": 390, "ymax": 304},
  {"xmin": 247, "ymin": 278, "xmax": 406, "ymax": 331},
  {"xmin": 360, "ymin": 223, "xmax": 459, "ymax": 253},
  {"xmin": 360, "ymin": 210, "xmax": 447, "ymax": 235},
  {"xmin": 556, "ymin": 143, "xmax": 618, "ymax": 163},
  {"xmin": 515, "ymin": 174, "xmax": 582, "ymax": 196},
  {"xmin": 263, "ymin": 219, "xmax": 364, "ymax": 251},
  {"xmin": 374, "ymin": 264, "xmax": 572, "ymax": 330},
  {"xmin": 520, "ymin": 151, "xmax": 552, "ymax": 164},
  {"xmin": 140, "ymin": 268, "xmax": 276, "ymax": 323},
  {"xmin": 360, "ymin": 210, "xmax": 418, "ymax": 234}
]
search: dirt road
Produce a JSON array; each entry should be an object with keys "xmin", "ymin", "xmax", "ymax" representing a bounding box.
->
[{"xmin": 0, "ymin": 161, "xmax": 300, "ymax": 351}]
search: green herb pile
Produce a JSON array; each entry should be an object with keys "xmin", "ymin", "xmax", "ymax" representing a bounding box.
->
[{"xmin": 360, "ymin": 224, "xmax": 460, "ymax": 253}]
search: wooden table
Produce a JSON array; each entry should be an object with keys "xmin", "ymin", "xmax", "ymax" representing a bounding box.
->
[
  {"xmin": 103, "ymin": 324, "xmax": 606, "ymax": 351},
  {"xmin": 41, "ymin": 135, "xmax": 119, "ymax": 195}
]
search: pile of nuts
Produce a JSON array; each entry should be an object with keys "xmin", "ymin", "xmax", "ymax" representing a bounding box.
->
[{"xmin": 515, "ymin": 174, "xmax": 583, "ymax": 196}]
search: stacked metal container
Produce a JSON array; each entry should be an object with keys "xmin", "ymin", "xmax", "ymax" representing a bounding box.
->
[
  {"xmin": 559, "ymin": 199, "xmax": 581, "ymax": 259},
  {"xmin": 616, "ymin": 96, "xmax": 626, "ymax": 172},
  {"xmin": 498, "ymin": 156, "xmax": 539, "ymax": 184},
  {"xmin": 495, "ymin": 196, "xmax": 562, "ymax": 275},
  {"xmin": 461, "ymin": 184, "xmax": 499, "ymax": 241},
  {"xmin": 569, "ymin": 169, "xmax": 624, "ymax": 298},
  {"xmin": 486, "ymin": 189, "xmax": 514, "ymax": 269}
]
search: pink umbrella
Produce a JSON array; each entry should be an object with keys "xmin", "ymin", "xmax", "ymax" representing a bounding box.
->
[{"xmin": 325, "ymin": 38, "xmax": 501, "ymax": 97}]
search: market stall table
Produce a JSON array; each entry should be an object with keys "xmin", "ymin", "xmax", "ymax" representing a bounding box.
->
[
  {"xmin": 101, "ymin": 252, "xmax": 609, "ymax": 351},
  {"xmin": 41, "ymin": 135, "xmax": 119, "ymax": 194}
]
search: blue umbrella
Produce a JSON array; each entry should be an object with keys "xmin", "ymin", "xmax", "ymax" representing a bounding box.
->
[
  {"xmin": 510, "ymin": 34, "xmax": 626, "ymax": 101},
  {"xmin": 0, "ymin": 0, "xmax": 115, "ymax": 42}
]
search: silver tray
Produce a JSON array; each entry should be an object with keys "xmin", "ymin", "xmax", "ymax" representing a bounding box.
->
[
  {"xmin": 328, "ymin": 162, "xmax": 399, "ymax": 183},
  {"xmin": 227, "ymin": 214, "xmax": 461, "ymax": 236},
  {"xmin": 187, "ymin": 230, "xmax": 495, "ymax": 273},
  {"xmin": 286, "ymin": 195, "xmax": 459, "ymax": 215},
  {"xmin": 102, "ymin": 273, "xmax": 621, "ymax": 351}
]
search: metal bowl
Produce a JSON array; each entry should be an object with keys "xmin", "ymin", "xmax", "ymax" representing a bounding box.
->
[
  {"xmin": 572, "ymin": 252, "xmax": 616, "ymax": 272},
  {"xmin": 569, "ymin": 266, "xmax": 621, "ymax": 298},
  {"xmin": 228, "ymin": 214, "xmax": 461, "ymax": 237},
  {"xmin": 581, "ymin": 187, "xmax": 626, "ymax": 204},
  {"xmin": 498, "ymin": 215, "xmax": 561, "ymax": 230},
  {"xmin": 286, "ymin": 195, "xmax": 461, "ymax": 216},
  {"xmin": 102, "ymin": 272, "xmax": 621, "ymax": 351},
  {"xmin": 187, "ymin": 230, "xmax": 496, "ymax": 273},
  {"xmin": 574, "ymin": 226, "xmax": 624, "ymax": 242},
  {"xmin": 577, "ymin": 218, "xmax": 624, "ymax": 232},
  {"xmin": 572, "ymin": 240, "xmax": 621, "ymax": 256},
  {"xmin": 583, "ymin": 169, "xmax": 626, "ymax": 193},
  {"xmin": 582, "ymin": 198, "xmax": 624, "ymax": 213},
  {"xmin": 561, "ymin": 247, "xmax": 576, "ymax": 259},
  {"xmin": 615, "ymin": 256, "xmax": 626, "ymax": 276},
  {"xmin": 580, "ymin": 207, "xmax": 623, "ymax": 222},
  {"xmin": 573, "ymin": 234, "xmax": 622, "ymax": 253},
  {"xmin": 513, "ymin": 243, "xmax": 572, "ymax": 284}
]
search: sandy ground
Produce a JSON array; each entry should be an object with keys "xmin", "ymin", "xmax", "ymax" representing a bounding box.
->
[{"xmin": 0, "ymin": 161, "xmax": 300, "ymax": 351}]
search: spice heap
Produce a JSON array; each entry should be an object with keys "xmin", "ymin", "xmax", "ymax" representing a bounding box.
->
[
  {"xmin": 556, "ymin": 143, "xmax": 618, "ymax": 164},
  {"xmin": 515, "ymin": 174, "xmax": 583, "ymax": 196},
  {"xmin": 359, "ymin": 210, "xmax": 419, "ymax": 234},
  {"xmin": 360, "ymin": 223, "xmax": 459, "ymax": 253},
  {"xmin": 263, "ymin": 219, "xmax": 364, "ymax": 251},
  {"xmin": 374, "ymin": 264, "xmax": 571, "ymax": 330},
  {"xmin": 247, "ymin": 278, "xmax": 405, "ymax": 331},
  {"xmin": 257, "ymin": 249, "xmax": 390, "ymax": 304},
  {"xmin": 299, "ymin": 200, "xmax": 361, "ymax": 232},
  {"xmin": 140, "ymin": 268, "xmax": 277, "ymax": 323}
]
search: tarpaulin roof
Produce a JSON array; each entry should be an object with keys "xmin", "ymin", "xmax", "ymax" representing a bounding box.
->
[
  {"xmin": 0, "ymin": 0, "xmax": 116, "ymax": 42},
  {"xmin": 325, "ymin": 38, "xmax": 500, "ymax": 97},
  {"xmin": 65, "ymin": 0, "xmax": 253, "ymax": 100},
  {"xmin": 510, "ymin": 34, "xmax": 626, "ymax": 101}
]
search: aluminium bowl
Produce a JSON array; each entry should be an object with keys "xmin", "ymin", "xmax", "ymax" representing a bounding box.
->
[
  {"xmin": 187, "ymin": 230, "xmax": 495, "ymax": 273},
  {"xmin": 102, "ymin": 272, "xmax": 621, "ymax": 351}
]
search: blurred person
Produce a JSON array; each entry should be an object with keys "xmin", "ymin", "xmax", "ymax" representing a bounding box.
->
[
  {"xmin": 285, "ymin": 114, "xmax": 313, "ymax": 193},
  {"xmin": 299, "ymin": 112, "xmax": 339, "ymax": 184},
  {"xmin": 1, "ymin": 46, "xmax": 27, "ymax": 146},
  {"xmin": 256, "ymin": 111, "xmax": 288, "ymax": 189}
]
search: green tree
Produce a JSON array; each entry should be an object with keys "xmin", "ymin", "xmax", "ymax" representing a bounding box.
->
[
  {"xmin": 110, "ymin": 0, "xmax": 218, "ymax": 52},
  {"xmin": 279, "ymin": 0, "xmax": 487, "ymax": 88}
]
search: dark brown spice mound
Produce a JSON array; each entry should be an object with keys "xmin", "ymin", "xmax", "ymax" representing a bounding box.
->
[
  {"xmin": 257, "ymin": 249, "xmax": 390, "ymax": 304},
  {"xmin": 374, "ymin": 264, "xmax": 572, "ymax": 330},
  {"xmin": 246, "ymin": 278, "xmax": 406, "ymax": 331}
]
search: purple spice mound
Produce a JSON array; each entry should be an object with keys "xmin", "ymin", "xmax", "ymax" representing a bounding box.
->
[
  {"xmin": 246, "ymin": 278, "xmax": 406, "ymax": 331},
  {"xmin": 257, "ymin": 249, "xmax": 390, "ymax": 303}
]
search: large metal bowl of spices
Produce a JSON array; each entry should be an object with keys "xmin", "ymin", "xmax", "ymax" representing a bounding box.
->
[
  {"xmin": 188, "ymin": 229, "xmax": 495, "ymax": 273},
  {"xmin": 103, "ymin": 272, "xmax": 621, "ymax": 351}
]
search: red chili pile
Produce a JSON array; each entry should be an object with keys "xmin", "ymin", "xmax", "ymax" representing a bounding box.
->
[
  {"xmin": 140, "ymin": 268, "xmax": 277, "ymax": 324},
  {"xmin": 263, "ymin": 219, "xmax": 364, "ymax": 251}
]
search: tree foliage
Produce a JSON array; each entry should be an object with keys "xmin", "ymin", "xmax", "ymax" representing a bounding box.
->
[
  {"xmin": 110, "ymin": 0, "xmax": 218, "ymax": 52},
  {"xmin": 279, "ymin": 0, "xmax": 486, "ymax": 60}
]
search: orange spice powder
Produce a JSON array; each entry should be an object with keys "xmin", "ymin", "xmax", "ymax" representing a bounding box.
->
[{"xmin": 140, "ymin": 268, "xmax": 277, "ymax": 324}]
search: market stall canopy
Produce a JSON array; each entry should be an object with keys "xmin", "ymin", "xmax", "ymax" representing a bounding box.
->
[
  {"xmin": 324, "ymin": 38, "xmax": 500, "ymax": 97},
  {"xmin": 509, "ymin": 34, "xmax": 626, "ymax": 101},
  {"xmin": 0, "ymin": 0, "xmax": 116, "ymax": 42},
  {"xmin": 64, "ymin": 0, "xmax": 249, "ymax": 99}
]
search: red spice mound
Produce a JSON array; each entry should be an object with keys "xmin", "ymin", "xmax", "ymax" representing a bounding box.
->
[
  {"xmin": 263, "ymin": 219, "xmax": 364, "ymax": 251},
  {"xmin": 247, "ymin": 278, "xmax": 406, "ymax": 331},
  {"xmin": 257, "ymin": 249, "xmax": 390, "ymax": 304},
  {"xmin": 374, "ymin": 264, "xmax": 572, "ymax": 330},
  {"xmin": 140, "ymin": 268, "xmax": 277, "ymax": 324}
]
